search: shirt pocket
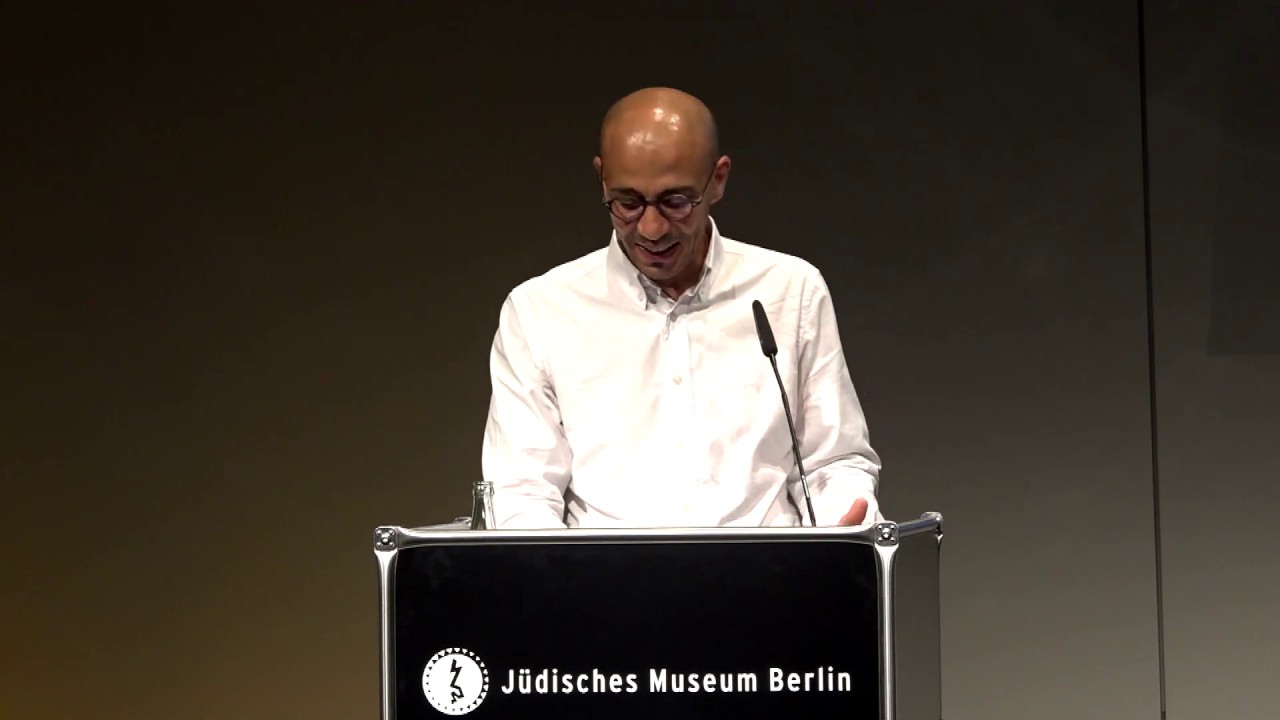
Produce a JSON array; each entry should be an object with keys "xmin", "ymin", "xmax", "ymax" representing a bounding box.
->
[
  {"xmin": 693, "ymin": 365, "xmax": 772, "ymax": 453},
  {"xmin": 552, "ymin": 363, "xmax": 655, "ymax": 460}
]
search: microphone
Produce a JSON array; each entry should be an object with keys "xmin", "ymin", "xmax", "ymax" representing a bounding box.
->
[{"xmin": 751, "ymin": 300, "xmax": 817, "ymax": 527}]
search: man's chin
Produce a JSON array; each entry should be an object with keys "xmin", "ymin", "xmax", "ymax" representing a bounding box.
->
[{"xmin": 640, "ymin": 268, "xmax": 674, "ymax": 284}]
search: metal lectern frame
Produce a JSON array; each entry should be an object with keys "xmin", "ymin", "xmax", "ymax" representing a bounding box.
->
[{"xmin": 374, "ymin": 512, "xmax": 943, "ymax": 720}]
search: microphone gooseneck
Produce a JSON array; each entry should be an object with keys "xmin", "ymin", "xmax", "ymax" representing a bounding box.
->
[{"xmin": 751, "ymin": 300, "xmax": 817, "ymax": 527}]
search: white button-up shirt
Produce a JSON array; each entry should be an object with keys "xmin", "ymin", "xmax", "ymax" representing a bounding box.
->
[{"xmin": 482, "ymin": 219, "xmax": 882, "ymax": 529}]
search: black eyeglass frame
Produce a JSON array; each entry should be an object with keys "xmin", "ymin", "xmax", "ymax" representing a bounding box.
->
[{"xmin": 599, "ymin": 166, "xmax": 717, "ymax": 223}]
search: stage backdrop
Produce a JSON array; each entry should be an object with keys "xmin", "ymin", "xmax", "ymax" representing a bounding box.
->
[{"xmin": 1, "ymin": 3, "xmax": 1275, "ymax": 719}]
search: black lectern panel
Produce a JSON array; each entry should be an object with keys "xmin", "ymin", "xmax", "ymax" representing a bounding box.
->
[{"xmin": 394, "ymin": 539, "xmax": 879, "ymax": 719}]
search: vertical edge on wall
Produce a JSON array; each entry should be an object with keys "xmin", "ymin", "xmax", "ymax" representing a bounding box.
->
[{"xmin": 1136, "ymin": 1, "xmax": 1168, "ymax": 718}]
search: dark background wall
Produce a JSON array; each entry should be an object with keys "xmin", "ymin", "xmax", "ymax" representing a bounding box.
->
[
  {"xmin": 1, "ymin": 3, "xmax": 1274, "ymax": 719},
  {"xmin": 1146, "ymin": 2, "xmax": 1280, "ymax": 718}
]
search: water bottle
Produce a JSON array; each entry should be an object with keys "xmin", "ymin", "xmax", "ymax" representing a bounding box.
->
[{"xmin": 469, "ymin": 480, "xmax": 497, "ymax": 530}]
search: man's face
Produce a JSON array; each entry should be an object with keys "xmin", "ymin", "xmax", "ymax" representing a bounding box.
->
[{"xmin": 596, "ymin": 145, "xmax": 728, "ymax": 295}]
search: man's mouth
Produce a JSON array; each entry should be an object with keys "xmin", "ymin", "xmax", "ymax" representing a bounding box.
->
[{"xmin": 636, "ymin": 242, "xmax": 678, "ymax": 261}]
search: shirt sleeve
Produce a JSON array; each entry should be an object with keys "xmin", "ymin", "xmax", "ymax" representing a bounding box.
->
[
  {"xmin": 480, "ymin": 292, "xmax": 573, "ymax": 528},
  {"xmin": 795, "ymin": 271, "xmax": 883, "ymax": 527}
]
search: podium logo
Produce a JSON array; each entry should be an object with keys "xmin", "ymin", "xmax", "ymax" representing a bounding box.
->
[{"xmin": 422, "ymin": 647, "xmax": 489, "ymax": 716}]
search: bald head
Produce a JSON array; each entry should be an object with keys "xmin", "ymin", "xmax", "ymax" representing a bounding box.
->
[
  {"xmin": 592, "ymin": 88, "xmax": 731, "ymax": 299},
  {"xmin": 598, "ymin": 87, "xmax": 720, "ymax": 168}
]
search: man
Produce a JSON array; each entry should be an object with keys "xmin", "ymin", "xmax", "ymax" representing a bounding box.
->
[{"xmin": 481, "ymin": 87, "xmax": 881, "ymax": 529}]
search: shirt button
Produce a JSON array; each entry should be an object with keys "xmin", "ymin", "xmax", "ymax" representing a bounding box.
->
[{"xmin": 673, "ymin": 375, "xmax": 683, "ymax": 384}]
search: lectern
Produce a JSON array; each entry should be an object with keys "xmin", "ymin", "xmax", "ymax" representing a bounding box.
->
[{"xmin": 374, "ymin": 513, "xmax": 942, "ymax": 719}]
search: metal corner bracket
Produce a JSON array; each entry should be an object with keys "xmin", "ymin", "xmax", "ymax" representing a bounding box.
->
[
  {"xmin": 874, "ymin": 521, "xmax": 899, "ymax": 546},
  {"xmin": 374, "ymin": 526, "xmax": 398, "ymax": 552}
]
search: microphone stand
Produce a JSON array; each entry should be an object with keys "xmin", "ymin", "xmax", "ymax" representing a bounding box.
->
[{"xmin": 752, "ymin": 300, "xmax": 818, "ymax": 527}]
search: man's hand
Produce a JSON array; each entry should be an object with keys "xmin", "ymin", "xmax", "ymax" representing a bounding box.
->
[{"xmin": 838, "ymin": 498, "xmax": 870, "ymax": 526}]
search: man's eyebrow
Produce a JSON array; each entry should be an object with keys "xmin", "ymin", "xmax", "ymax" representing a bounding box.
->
[
  {"xmin": 606, "ymin": 184, "xmax": 699, "ymax": 197},
  {"xmin": 659, "ymin": 184, "xmax": 700, "ymax": 196}
]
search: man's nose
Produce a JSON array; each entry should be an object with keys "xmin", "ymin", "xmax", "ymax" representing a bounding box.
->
[{"xmin": 637, "ymin": 204, "xmax": 669, "ymax": 240}]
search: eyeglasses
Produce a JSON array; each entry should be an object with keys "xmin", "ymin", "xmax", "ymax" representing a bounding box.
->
[{"xmin": 600, "ymin": 168, "xmax": 715, "ymax": 223}]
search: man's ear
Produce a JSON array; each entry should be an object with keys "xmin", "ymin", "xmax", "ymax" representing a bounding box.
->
[
  {"xmin": 592, "ymin": 155, "xmax": 603, "ymax": 179},
  {"xmin": 709, "ymin": 155, "xmax": 732, "ymax": 204}
]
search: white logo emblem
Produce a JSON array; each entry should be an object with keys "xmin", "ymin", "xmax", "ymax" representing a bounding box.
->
[{"xmin": 422, "ymin": 647, "xmax": 489, "ymax": 716}]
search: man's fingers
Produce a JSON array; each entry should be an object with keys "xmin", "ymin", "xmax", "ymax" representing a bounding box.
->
[{"xmin": 839, "ymin": 498, "xmax": 869, "ymax": 526}]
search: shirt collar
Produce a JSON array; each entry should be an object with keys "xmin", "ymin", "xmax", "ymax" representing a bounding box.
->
[{"xmin": 606, "ymin": 217, "xmax": 725, "ymax": 310}]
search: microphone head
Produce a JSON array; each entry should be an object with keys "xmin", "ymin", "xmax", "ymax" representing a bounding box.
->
[{"xmin": 751, "ymin": 300, "xmax": 778, "ymax": 357}]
